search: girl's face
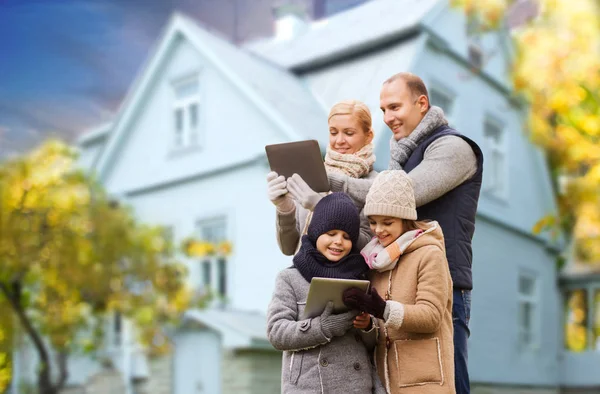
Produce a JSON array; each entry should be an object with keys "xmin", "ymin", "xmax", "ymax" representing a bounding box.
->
[
  {"xmin": 328, "ymin": 114, "xmax": 373, "ymax": 155},
  {"xmin": 316, "ymin": 230, "xmax": 353, "ymax": 262},
  {"xmin": 368, "ymin": 216, "xmax": 404, "ymax": 247}
]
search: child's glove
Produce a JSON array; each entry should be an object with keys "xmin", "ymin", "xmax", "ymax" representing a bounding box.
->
[
  {"xmin": 287, "ymin": 174, "xmax": 322, "ymax": 211},
  {"xmin": 319, "ymin": 301, "xmax": 358, "ymax": 338},
  {"xmin": 343, "ymin": 287, "xmax": 386, "ymax": 320}
]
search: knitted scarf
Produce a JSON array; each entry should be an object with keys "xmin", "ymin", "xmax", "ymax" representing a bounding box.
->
[
  {"xmin": 360, "ymin": 222, "xmax": 439, "ymax": 272},
  {"xmin": 389, "ymin": 106, "xmax": 448, "ymax": 170},
  {"xmin": 325, "ymin": 143, "xmax": 375, "ymax": 178},
  {"xmin": 293, "ymin": 235, "xmax": 369, "ymax": 283}
]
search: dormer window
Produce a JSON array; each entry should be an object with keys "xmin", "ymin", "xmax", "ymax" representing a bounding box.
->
[{"xmin": 172, "ymin": 76, "xmax": 200, "ymax": 149}]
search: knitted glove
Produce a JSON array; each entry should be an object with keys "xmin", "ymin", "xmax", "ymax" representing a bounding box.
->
[
  {"xmin": 326, "ymin": 171, "xmax": 347, "ymax": 193},
  {"xmin": 266, "ymin": 172, "xmax": 294, "ymax": 213},
  {"xmin": 287, "ymin": 174, "xmax": 323, "ymax": 211},
  {"xmin": 319, "ymin": 301, "xmax": 358, "ymax": 339},
  {"xmin": 343, "ymin": 287, "xmax": 387, "ymax": 320}
]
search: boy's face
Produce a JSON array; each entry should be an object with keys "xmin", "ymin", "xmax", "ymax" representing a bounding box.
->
[
  {"xmin": 316, "ymin": 230, "xmax": 352, "ymax": 262},
  {"xmin": 368, "ymin": 215, "xmax": 404, "ymax": 247}
]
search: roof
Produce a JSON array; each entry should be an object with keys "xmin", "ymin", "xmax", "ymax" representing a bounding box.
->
[
  {"xmin": 90, "ymin": 13, "xmax": 329, "ymax": 178},
  {"xmin": 178, "ymin": 13, "xmax": 329, "ymax": 144},
  {"xmin": 246, "ymin": 0, "xmax": 439, "ymax": 70},
  {"xmin": 183, "ymin": 308, "xmax": 273, "ymax": 350},
  {"xmin": 77, "ymin": 121, "xmax": 112, "ymax": 146}
]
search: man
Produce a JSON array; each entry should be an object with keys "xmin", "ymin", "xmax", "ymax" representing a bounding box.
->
[{"xmin": 328, "ymin": 72, "xmax": 483, "ymax": 394}]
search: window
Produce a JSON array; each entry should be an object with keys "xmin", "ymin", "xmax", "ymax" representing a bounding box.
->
[
  {"xmin": 565, "ymin": 289, "xmax": 588, "ymax": 352},
  {"xmin": 196, "ymin": 217, "xmax": 228, "ymax": 300},
  {"xmin": 429, "ymin": 87, "xmax": 455, "ymax": 126},
  {"xmin": 518, "ymin": 273, "xmax": 538, "ymax": 349},
  {"xmin": 483, "ymin": 119, "xmax": 507, "ymax": 198},
  {"xmin": 172, "ymin": 76, "xmax": 201, "ymax": 149}
]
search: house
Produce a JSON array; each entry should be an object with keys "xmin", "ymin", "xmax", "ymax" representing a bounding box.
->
[{"xmin": 12, "ymin": 0, "xmax": 600, "ymax": 393}]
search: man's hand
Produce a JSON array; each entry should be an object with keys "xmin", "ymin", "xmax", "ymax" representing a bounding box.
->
[
  {"xmin": 286, "ymin": 174, "xmax": 322, "ymax": 211},
  {"xmin": 343, "ymin": 287, "xmax": 387, "ymax": 320}
]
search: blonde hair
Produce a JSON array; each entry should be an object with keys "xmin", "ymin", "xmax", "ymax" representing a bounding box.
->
[{"xmin": 328, "ymin": 100, "xmax": 374, "ymax": 136}]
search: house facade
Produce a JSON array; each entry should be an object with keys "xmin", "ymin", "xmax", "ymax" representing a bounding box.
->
[{"xmin": 12, "ymin": 0, "xmax": 600, "ymax": 393}]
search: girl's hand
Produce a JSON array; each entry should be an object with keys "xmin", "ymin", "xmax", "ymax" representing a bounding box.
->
[{"xmin": 353, "ymin": 312, "xmax": 371, "ymax": 330}]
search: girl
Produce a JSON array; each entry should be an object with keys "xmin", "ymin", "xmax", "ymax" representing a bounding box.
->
[
  {"xmin": 266, "ymin": 100, "xmax": 377, "ymax": 255},
  {"xmin": 267, "ymin": 192, "xmax": 385, "ymax": 393},
  {"xmin": 343, "ymin": 170, "xmax": 455, "ymax": 394}
]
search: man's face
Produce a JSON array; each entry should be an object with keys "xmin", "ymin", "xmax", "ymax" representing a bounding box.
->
[{"xmin": 380, "ymin": 79, "xmax": 428, "ymax": 140}]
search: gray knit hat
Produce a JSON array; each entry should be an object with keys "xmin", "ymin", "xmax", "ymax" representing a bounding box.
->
[{"xmin": 363, "ymin": 170, "xmax": 417, "ymax": 220}]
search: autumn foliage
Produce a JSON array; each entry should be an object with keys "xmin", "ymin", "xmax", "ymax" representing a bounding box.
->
[
  {"xmin": 453, "ymin": 0, "xmax": 600, "ymax": 262},
  {"xmin": 0, "ymin": 141, "xmax": 192, "ymax": 394}
]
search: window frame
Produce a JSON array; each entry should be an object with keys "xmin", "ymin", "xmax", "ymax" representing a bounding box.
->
[
  {"xmin": 171, "ymin": 74, "xmax": 202, "ymax": 150},
  {"xmin": 483, "ymin": 116, "xmax": 508, "ymax": 200},
  {"xmin": 428, "ymin": 82, "xmax": 457, "ymax": 127},
  {"xmin": 517, "ymin": 271, "xmax": 540, "ymax": 350},
  {"xmin": 196, "ymin": 215, "xmax": 229, "ymax": 303}
]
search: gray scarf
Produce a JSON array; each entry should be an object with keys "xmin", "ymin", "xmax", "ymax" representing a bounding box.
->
[{"xmin": 389, "ymin": 106, "xmax": 448, "ymax": 170}]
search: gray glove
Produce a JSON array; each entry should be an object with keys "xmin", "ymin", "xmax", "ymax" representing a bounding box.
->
[
  {"xmin": 266, "ymin": 171, "xmax": 295, "ymax": 213},
  {"xmin": 287, "ymin": 173, "xmax": 323, "ymax": 211},
  {"xmin": 319, "ymin": 301, "xmax": 358, "ymax": 339},
  {"xmin": 326, "ymin": 171, "xmax": 347, "ymax": 193}
]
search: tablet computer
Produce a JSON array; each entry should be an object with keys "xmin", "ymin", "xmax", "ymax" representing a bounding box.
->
[
  {"xmin": 302, "ymin": 277, "xmax": 370, "ymax": 319},
  {"xmin": 265, "ymin": 140, "xmax": 330, "ymax": 193}
]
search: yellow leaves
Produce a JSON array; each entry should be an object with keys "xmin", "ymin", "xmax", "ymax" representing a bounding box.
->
[
  {"xmin": 183, "ymin": 238, "xmax": 233, "ymax": 257},
  {"xmin": 0, "ymin": 139, "xmax": 193, "ymax": 359},
  {"xmin": 455, "ymin": 0, "xmax": 600, "ymax": 263},
  {"xmin": 533, "ymin": 215, "xmax": 555, "ymax": 235}
]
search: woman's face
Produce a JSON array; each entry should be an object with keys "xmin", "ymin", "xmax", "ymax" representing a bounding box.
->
[
  {"xmin": 316, "ymin": 230, "xmax": 353, "ymax": 262},
  {"xmin": 368, "ymin": 216, "xmax": 404, "ymax": 247},
  {"xmin": 328, "ymin": 114, "xmax": 373, "ymax": 154}
]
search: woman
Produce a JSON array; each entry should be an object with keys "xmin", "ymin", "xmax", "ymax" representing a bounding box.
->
[{"xmin": 266, "ymin": 100, "xmax": 377, "ymax": 255}]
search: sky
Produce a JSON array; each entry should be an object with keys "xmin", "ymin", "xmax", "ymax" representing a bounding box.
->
[
  {"xmin": 0, "ymin": 0, "xmax": 276, "ymax": 157},
  {"xmin": 0, "ymin": 0, "xmax": 370, "ymax": 158}
]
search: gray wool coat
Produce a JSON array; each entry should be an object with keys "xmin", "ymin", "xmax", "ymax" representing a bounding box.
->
[{"xmin": 267, "ymin": 268, "xmax": 386, "ymax": 394}]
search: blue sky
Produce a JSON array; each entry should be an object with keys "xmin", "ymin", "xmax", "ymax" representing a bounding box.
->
[
  {"xmin": 0, "ymin": 0, "xmax": 366, "ymax": 157},
  {"xmin": 0, "ymin": 0, "xmax": 169, "ymax": 155},
  {"xmin": 0, "ymin": 0, "xmax": 283, "ymax": 157}
]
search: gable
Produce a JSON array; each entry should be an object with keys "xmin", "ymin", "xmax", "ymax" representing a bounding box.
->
[
  {"xmin": 102, "ymin": 37, "xmax": 288, "ymax": 195},
  {"xmin": 94, "ymin": 13, "xmax": 328, "ymax": 195}
]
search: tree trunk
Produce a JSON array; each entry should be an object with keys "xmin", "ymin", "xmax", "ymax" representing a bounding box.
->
[{"xmin": 0, "ymin": 282, "xmax": 63, "ymax": 394}]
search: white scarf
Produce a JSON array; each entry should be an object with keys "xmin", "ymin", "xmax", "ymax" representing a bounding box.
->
[{"xmin": 324, "ymin": 143, "xmax": 375, "ymax": 178}]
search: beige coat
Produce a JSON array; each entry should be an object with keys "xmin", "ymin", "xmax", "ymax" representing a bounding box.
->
[{"xmin": 370, "ymin": 223, "xmax": 455, "ymax": 394}]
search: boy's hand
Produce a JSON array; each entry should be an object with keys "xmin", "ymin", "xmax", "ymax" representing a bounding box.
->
[{"xmin": 353, "ymin": 312, "xmax": 372, "ymax": 330}]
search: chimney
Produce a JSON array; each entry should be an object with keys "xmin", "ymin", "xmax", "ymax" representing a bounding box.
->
[{"xmin": 272, "ymin": 1, "xmax": 309, "ymax": 41}]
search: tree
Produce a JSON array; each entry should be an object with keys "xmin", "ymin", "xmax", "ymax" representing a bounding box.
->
[
  {"xmin": 452, "ymin": 0, "xmax": 600, "ymax": 263},
  {"xmin": 0, "ymin": 140, "xmax": 193, "ymax": 394}
]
